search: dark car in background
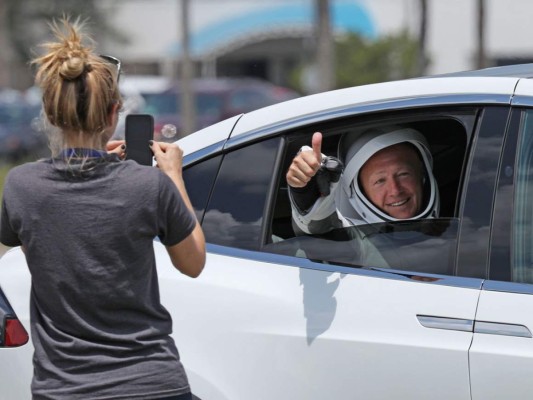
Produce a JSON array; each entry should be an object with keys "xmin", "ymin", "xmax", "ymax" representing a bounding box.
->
[
  {"xmin": 118, "ymin": 76, "xmax": 300, "ymax": 141},
  {"xmin": 0, "ymin": 88, "xmax": 47, "ymax": 163}
]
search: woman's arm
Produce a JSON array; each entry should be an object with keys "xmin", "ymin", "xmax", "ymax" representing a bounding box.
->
[{"xmin": 150, "ymin": 141, "xmax": 206, "ymax": 278}]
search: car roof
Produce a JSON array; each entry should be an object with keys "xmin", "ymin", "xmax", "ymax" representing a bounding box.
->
[
  {"xmin": 231, "ymin": 75, "xmax": 519, "ymax": 137},
  {"xmin": 179, "ymin": 64, "xmax": 533, "ymax": 157},
  {"xmin": 427, "ymin": 63, "xmax": 533, "ymax": 78}
]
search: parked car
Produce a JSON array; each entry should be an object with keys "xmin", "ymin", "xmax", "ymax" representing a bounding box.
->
[
  {"xmin": 4, "ymin": 63, "xmax": 533, "ymax": 399},
  {"xmin": 0, "ymin": 89, "xmax": 47, "ymax": 163},
  {"xmin": 117, "ymin": 76, "xmax": 300, "ymax": 141}
]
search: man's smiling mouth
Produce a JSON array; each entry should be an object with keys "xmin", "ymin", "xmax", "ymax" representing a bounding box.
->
[{"xmin": 388, "ymin": 199, "xmax": 409, "ymax": 207}]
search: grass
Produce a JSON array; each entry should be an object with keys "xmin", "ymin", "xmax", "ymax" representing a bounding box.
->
[
  {"xmin": 0, "ymin": 162, "xmax": 22, "ymax": 257},
  {"xmin": 0, "ymin": 162, "xmax": 18, "ymax": 200},
  {"xmin": 0, "ymin": 163, "xmax": 12, "ymax": 201}
]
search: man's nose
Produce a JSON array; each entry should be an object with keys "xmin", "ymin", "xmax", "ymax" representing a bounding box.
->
[{"xmin": 387, "ymin": 177, "xmax": 402, "ymax": 195}]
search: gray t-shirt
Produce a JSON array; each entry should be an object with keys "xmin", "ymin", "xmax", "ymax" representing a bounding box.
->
[{"xmin": 0, "ymin": 155, "xmax": 197, "ymax": 400}]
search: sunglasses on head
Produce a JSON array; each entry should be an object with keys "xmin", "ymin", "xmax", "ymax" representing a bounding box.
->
[{"xmin": 100, "ymin": 54, "xmax": 121, "ymax": 81}]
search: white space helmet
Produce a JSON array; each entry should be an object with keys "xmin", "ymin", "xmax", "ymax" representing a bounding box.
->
[{"xmin": 338, "ymin": 126, "xmax": 440, "ymax": 224}]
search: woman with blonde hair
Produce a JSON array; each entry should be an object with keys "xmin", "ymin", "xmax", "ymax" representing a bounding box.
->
[{"xmin": 0, "ymin": 17, "xmax": 205, "ymax": 400}]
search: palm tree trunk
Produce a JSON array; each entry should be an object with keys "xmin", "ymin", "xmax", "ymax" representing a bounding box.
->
[
  {"xmin": 316, "ymin": 0, "xmax": 335, "ymax": 92},
  {"xmin": 417, "ymin": 0, "xmax": 428, "ymax": 76},
  {"xmin": 476, "ymin": 0, "xmax": 486, "ymax": 69}
]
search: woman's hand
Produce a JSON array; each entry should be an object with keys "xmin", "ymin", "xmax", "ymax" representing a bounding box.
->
[
  {"xmin": 106, "ymin": 140, "xmax": 126, "ymax": 159},
  {"xmin": 149, "ymin": 141, "xmax": 183, "ymax": 180}
]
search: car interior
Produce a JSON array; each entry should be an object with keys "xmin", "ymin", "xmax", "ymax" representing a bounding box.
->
[{"xmin": 265, "ymin": 107, "xmax": 476, "ymax": 274}]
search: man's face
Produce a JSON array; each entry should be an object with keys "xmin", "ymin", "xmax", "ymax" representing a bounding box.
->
[{"xmin": 359, "ymin": 143, "xmax": 424, "ymax": 219}]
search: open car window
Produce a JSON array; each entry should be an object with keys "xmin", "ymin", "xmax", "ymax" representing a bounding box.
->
[
  {"xmin": 188, "ymin": 106, "xmax": 478, "ymax": 277},
  {"xmin": 267, "ymin": 107, "xmax": 477, "ymax": 276}
]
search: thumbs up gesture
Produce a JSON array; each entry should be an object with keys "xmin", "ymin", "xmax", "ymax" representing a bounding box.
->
[{"xmin": 286, "ymin": 132, "xmax": 324, "ymax": 188}]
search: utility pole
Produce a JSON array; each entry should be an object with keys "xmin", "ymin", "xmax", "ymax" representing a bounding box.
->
[
  {"xmin": 315, "ymin": 0, "xmax": 334, "ymax": 93},
  {"xmin": 417, "ymin": 0, "xmax": 428, "ymax": 76},
  {"xmin": 180, "ymin": 0, "xmax": 196, "ymax": 136},
  {"xmin": 476, "ymin": 0, "xmax": 486, "ymax": 69}
]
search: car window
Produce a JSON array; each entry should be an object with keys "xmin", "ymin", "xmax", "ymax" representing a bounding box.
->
[
  {"xmin": 265, "ymin": 219, "xmax": 459, "ymax": 274},
  {"xmin": 202, "ymin": 137, "xmax": 282, "ymax": 250},
  {"xmin": 265, "ymin": 108, "xmax": 478, "ymax": 276},
  {"xmin": 511, "ymin": 109, "xmax": 533, "ymax": 283},
  {"xmin": 182, "ymin": 155, "xmax": 222, "ymax": 223}
]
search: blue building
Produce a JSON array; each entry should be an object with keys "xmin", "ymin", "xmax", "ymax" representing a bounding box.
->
[{"xmin": 102, "ymin": 0, "xmax": 376, "ymax": 90}]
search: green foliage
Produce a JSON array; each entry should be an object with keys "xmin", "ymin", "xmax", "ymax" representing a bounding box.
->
[
  {"xmin": 289, "ymin": 30, "xmax": 425, "ymax": 92},
  {"xmin": 335, "ymin": 30, "xmax": 422, "ymax": 88},
  {"xmin": 0, "ymin": 163, "xmax": 12, "ymax": 201},
  {"xmin": 2, "ymin": 0, "xmax": 128, "ymax": 88}
]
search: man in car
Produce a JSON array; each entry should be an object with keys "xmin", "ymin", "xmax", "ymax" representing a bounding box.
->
[{"xmin": 285, "ymin": 125, "xmax": 440, "ymax": 236}]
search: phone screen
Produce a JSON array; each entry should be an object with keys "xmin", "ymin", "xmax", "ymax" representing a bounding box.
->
[{"xmin": 125, "ymin": 114, "xmax": 154, "ymax": 166}]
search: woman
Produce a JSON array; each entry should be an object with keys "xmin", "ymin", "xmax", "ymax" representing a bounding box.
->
[{"xmin": 0, "ymin": 17, "xmax": 205, "ymax": 400}]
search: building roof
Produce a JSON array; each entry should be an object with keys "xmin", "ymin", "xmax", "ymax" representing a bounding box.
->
[{"xmin": 169, "ymin": 1, "xmax": 375, "ymax": 58}]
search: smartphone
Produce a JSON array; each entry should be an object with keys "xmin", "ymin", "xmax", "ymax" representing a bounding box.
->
[{"xmin": 125, "ymin": 114, "xmax": 154, "ymax": 166}]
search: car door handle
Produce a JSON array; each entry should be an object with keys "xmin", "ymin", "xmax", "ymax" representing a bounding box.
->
[
  {"xmin": 473, "ymin": 321, "xmax": 532, "ymax": 338},
  {"xmin": 417, "ymin": 315, "xmax": 474, "ymax": 332},
  {"xmin": 417, "ymin": 315, "xmax": 532, "ymax": 338}
]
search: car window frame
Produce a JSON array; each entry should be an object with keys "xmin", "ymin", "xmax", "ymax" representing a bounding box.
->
[
  {"xmin": 487, "ymin": 106, "xmax": 533, "ymax": 287},
  {"xmin": 260, "ymin": 106, "xmax": 484, "ymax": 278},
  {"xmin": 454, "ymin": 106, "xmax": 512, "ymax": 279},
  {"xmin": 191, "ymin": 97, "xmax": 511, "ymax": 285}
]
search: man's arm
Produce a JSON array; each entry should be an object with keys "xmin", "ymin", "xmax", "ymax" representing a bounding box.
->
[{"xmin": 286, "ymin": 132, "xmax": 345, "ymax": 235}]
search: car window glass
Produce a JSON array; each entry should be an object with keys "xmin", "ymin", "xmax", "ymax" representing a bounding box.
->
[
  {"xmin": 202, "ymin": 137, "xmax": 281, "ymax": 250},
  {"xmin": 512, "ymin": 109, "xmax": 533, "ymax": 283},
  {"xmin": 182, "ymin": 155, "xmax": 222, "ymax": 223},
  {"xmin": 265, "ymin": 219, "xmax": 459, "ymax": 274},
  {"xmin": 266, "ymin": 109, "xmax": 477, "ymax": 276}
]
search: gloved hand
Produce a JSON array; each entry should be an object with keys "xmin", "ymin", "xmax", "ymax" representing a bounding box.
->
[{"xmin": 315, "ymin": 156, "xmax": 344, "ymax": 196}]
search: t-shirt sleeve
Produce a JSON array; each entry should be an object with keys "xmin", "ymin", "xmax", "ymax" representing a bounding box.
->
[
  {"xmin": 0, "ymin": 196, "xmax": 21, "ymax": 247},
  {"xmin": 156, "ymin": 173, "xmax": 197, "ymax": 247}
]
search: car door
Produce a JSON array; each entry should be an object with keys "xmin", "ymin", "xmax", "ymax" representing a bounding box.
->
[
  {"xmin": 177, "ymin": 104, "xmax": 509, "ymax": 399},
  {"xmin": 470, "ymin": 80, "xmax": 533, "ymax": 399}
]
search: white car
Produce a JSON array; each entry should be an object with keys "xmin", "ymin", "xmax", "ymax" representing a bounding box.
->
[{"xmin": 3, "ymin": 64, "xmax": 533, "ymax": 399}]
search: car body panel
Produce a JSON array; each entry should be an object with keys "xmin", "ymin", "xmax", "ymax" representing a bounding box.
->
[
  {"xmin": 512, "ymin": 78, "xmax": 533, "ymax": 106},
  {"xmin": 470, "ymin": 289, "xmax": 533, "ymax": 400},
  {"xmin": 0, "ymin": 239, "xmax": 482, "ymax": 400},
  {"xmin": 156, "ymin": 244, "xmax": 480, "ymax": 400}
]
